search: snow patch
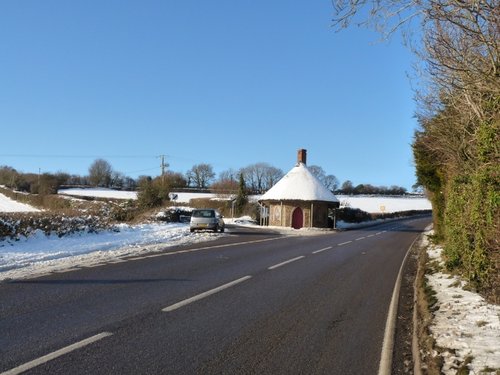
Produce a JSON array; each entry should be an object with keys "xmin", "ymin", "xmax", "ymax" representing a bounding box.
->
[{"xmin": 0, "ymin": 193, "xmax": 40, "ymax": 212}]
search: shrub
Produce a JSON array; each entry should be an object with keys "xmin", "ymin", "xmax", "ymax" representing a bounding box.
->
[{"xmin": 137, "ymin": 177, "xmax": 170, "ymax": 209}]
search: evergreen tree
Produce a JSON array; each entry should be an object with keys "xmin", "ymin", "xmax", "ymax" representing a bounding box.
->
[{"xmin": 235, "ymin": 173, "xmax": 248, "ymax": 215}]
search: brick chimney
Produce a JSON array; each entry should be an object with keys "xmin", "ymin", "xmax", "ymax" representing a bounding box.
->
[{"xmin": 297, "ymin": 149, "xmax": 307, "ymax": 165}]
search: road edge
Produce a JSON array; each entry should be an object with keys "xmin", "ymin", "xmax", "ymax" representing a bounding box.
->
[{"xmin": 378, "ymin": 234, "xmax": 421, "ymax": 375}]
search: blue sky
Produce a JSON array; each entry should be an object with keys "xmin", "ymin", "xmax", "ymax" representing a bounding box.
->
[{"xmin": 0, "ymin": 1, "xmax": 419, "ymax": 190}]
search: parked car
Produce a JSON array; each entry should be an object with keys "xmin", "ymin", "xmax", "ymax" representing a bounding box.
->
[{"xmin": 190, "ymin": 209, "xmax": 225, "ymax": 233}]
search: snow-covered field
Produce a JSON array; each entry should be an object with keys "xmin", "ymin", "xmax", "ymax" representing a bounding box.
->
[
  {"xmin": 0, "ymin": 193, "xmax": 40, "ymax": 212},
  {"xmin": 58, "ymin": 187, "xmax": 137, "ymax": 200},
  {"xmin": 424, "ymin": 232, "xmax": 500, "ymax": 374},
  {"xmin": 337, "ymin": 195, "xmax": 431, "ymax": 213},
  {"xmin": 57, "ymin": 188, "xmax": 432, "ymax": 213}
]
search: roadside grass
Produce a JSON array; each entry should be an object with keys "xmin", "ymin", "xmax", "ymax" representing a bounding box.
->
[{"xmin": 415, "ymin": 236, "xmax": 443, "ymax": 374}]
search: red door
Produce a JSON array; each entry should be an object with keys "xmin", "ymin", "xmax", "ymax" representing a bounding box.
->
[{"xmin": 291, "ymin": 207, "xmax": 303, "ymax": 229}]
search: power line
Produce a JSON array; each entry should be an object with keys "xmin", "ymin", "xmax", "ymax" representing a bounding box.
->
[
  {"xmin": 0, "ymin": 154, "xmax": 155, "ymax": 159},
  {"xmin": 122, "ymin": 167, "xmax": 159, "ymax": 175}
]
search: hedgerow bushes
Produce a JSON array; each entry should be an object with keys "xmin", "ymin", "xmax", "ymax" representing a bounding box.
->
[
  {"xmin": 442, "ymin": 166, "xmax": 499, "ymax": 295},
  {"xmin": 0, "ymin": 213, "xmax": 112, "ymax": 240},
  {"xmin": 414, "ymin": 104, "xmax": 499, "ymax": 300}
]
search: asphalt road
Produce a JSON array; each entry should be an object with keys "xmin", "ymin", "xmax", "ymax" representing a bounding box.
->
[{"xmin": 0, "ymin": 215, "xmax": 431, "ymax": 375}]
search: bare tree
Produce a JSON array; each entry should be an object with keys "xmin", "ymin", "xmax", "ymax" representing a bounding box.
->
[
  {"xmin": 219, "ymin": 168, "xmax": 238, "ymax": 182},
  {"xmin": 340, "ymin": 180, "xmax": 354, "ymax": 194},
  {"xmin": 324, "ymin": 174, "xmax": 340, "ymax": 191},
  {"xmin": 332, "ymin": 0, "xmax": 499, "ymax": 124},
  {"xmin": 186, "ymin": 163, "xmax": 215, "ymax": 189},
  {"xmin": 240, "ymin": 163, "xmax": 284, "ymax": 193},
  {"xmin": 262, "ymin": 165, "xmax": 284, "ymax": 191},
  {"xmin": 88, "ymin": 159, "xmax": 113, "ymax": 187},
  {"xmin": 308, "ymin": 165, "xmax": 339, "ymax": 191}
]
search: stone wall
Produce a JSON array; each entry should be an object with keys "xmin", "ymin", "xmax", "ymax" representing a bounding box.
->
[{"xmin": 266, "ymin": 201, "xmax": 331, "ymax": 228}]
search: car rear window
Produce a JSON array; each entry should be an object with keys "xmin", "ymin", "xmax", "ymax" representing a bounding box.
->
[{"xmin": 192, "ymin": 210, "xmax": 215, "ymax": 218}]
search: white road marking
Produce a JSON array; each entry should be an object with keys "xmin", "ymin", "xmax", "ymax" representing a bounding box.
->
[
  {"xmin": 144, "ymin": 254, "xmax": 165, "ymax": 258},
  {"xmin": 162, "ymin": 275, "xmax": 252, "ymax": 312},
  {"xmin": 52, "ymin": 268, "xmax": 81, "ymax": 273},
  {"xmin": 312, "ymin": 246, "xmax": 332, "ymax": 254},
  {"xmin": 126, "ymin": 256, "xmax": 144, "ymax": 261},
  {"xmin": 268, "ymin": 256, "xmax": 305, "ymax": 270},
  {"xmin": 376, "ymin": 232, "xmax": 382, "ymax": 235},
  {"xmin": 337, "ymin": 241, "xmax": 353, "ymax": 246},
  {"xmin": 367, "ymin": 234, "xmax": 375, "ymax": 238},
  {"xmin": 108, "ymin": 259, "xmax": 127, "ymax": 264},
  {"xmin": 1, "ymin": 332, "xmax": 113, "ymax": 375},
  {"xmin": 355, "ymin": 237, "xmax": 366, "ymax": 241},
  {"xmin": 377, "ymin": 235, "xmax": 420, "ymax": 375}
]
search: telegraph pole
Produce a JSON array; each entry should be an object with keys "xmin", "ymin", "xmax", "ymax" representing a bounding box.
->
[{"xmin": 158, "ymin": 155, "xmax": 169, "ymax": 183}]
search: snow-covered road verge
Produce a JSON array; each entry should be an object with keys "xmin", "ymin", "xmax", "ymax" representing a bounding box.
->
[
  {"xmin": 0, "ymin": 222, "xmax": 224, "ymax": 281},
  {"xmin": 424, "ymin": 233, "xmax": 500, "ymax": 374}
]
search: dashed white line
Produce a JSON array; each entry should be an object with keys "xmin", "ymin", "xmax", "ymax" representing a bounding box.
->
[
  {"xmin": 376, "ymin": 232, "xmax": 383, "ymax": 235},
  {"xmin": 162, "ymin": 275, "xmax": 252, "ymax": 312},
  {"xmin": 355, "ymin": 237, "xmax": 366, "ymax": 241},
  {"xmin": 312, "ymin": 246, "xmax": 332, "ymax": 254},
  {"xmin": 1, "ymin": 332, "xmax": 113, "ymax": 375},
  {"xmin": 268, "ymin": 256, "xmax": 305, "ymax": 270},
  {"xmin": 337, "ymin": 241, "xmax": 353, "ymax": 246},
  {"xmin": 367, "ymin": 234, "xmax": 375, "ymax": 238}
]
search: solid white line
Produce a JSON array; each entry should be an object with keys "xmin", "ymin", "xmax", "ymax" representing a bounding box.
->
[
  {"xmin": 312, "ymin": 246, "xmax": 332, "ymax": 254},
  {"xmin": 377, "ymin": 235, "xmax": 420, "ymax": 375},
  {"xmin": 162, "ymin": 275, "xmax": 252, "ymax": 312},
  {"xmin": 1, "ymin": 332, "xmax": 113, "ymax": 375},
  {"xmin": 337, "ymin": 241, "xmax": 352, "ymax": 246},
  {"xmin": 127, "ymin": 256, "xmax": 144, "ymax": 261},
  {"xmin": 268, "ymin": 256, "xmax": 305, "ymax": 270},
  {"xmin": 52, "ymin": 268, "xmax": 80, "ymax": 273},
  {"xmin": 108, "ymin": 259, "xmax": 127, "ymax": 264}
]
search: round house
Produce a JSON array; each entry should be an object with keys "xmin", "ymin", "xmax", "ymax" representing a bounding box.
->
[{"xmin": 259, "ymin": 149, "xmax": 340, "ymax": 229}]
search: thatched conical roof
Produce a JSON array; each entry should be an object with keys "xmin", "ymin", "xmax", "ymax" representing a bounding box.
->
[{"xmin": 259, "ymin": 162, "xmax": 339, "ymax": 203}]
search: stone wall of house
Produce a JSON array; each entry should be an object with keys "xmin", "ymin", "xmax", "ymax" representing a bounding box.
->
[
  {"xmin": 312, "ymin": 203, "xmax": 329, "ymax": 228},
  {"xmin": 267, "ymin": 201, "xmax": 331, "ymax": 228}
]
